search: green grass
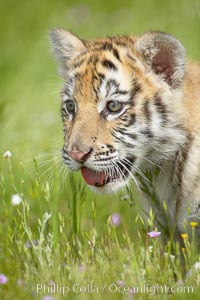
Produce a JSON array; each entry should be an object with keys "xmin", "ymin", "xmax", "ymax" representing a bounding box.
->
[{"xmin": 0, "ymin": 0, "xmax": 200, "ymax": 299}]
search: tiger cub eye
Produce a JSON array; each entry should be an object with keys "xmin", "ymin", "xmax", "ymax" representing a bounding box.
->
[
  {"xmin": 65, "ymin": 100, "xmax": 75, "ymax": 114},
  {"xmin": 107, "ymin": 101, "xmax": 123, "ymax": 113}
]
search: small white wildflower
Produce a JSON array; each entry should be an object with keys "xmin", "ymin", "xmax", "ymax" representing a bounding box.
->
[
  {"xmin": 3, "ymin": 150, "xmax": 12, "ymax": 159},
  {"xmin": 11, "ymin": 194, "xmax": 22, "ymax": 206},
  {"xmin": 148, "ymin": 245, "xmax": 153, "ymax": 252},
  {"xmin": 186, "ymin": 261, "xmax": 200, "ymax": 278},
  {"xmin": 43, "ymin": 212, "xmax": 51, "ymax": 223},
  {"xmin": 164, "ymin": 253, "xmax": 175, "ymax": 260},
  {"xmin": 169, "ymin": 254, "xmax": 175, "ymax": 261},
  {"xmin": 121, "ymin": 194, "xmax": 129, "ymax": 201}
]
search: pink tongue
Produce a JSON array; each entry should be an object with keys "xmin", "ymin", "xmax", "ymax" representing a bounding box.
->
[{"xmin": 81, "ymin": 167, "xmax": 106, "ymax": 186}]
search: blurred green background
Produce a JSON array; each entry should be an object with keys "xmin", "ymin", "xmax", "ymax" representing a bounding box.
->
[{"xmin": 0, "ymin": 0, "xmax": 200, "ymax": 161}]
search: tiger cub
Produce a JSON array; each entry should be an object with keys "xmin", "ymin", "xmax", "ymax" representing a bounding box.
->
[{"xmin": 50, "ymin": 29, "xmax": 200, "ymax": 237}]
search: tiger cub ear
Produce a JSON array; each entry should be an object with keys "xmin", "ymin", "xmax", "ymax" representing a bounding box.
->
[
  {"xmin": 50, "ymin": 28, "xmax": 85, "ymax": 77},
  {"xmin": 135, "ymin": 32, "xmax": 186, "ymax": 88}
]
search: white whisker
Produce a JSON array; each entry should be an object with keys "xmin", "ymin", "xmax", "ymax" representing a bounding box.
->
[
  {"xmin": 117, "ymin": 160, "xmax": 140, "ymax": 191},
  {"xmin": 121, "ymin": 157, "xmax": 150, "ymax": 183}
]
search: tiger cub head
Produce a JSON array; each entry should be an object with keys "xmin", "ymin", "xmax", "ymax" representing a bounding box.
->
[{"xmin": 50, "ymin": 29, "xmax": 186, "ymax": 193}]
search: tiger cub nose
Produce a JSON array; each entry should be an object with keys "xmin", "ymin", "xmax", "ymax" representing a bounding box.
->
[{"xmin": 68, "ymin": 146, "xmax": 93, "ymax": 162}]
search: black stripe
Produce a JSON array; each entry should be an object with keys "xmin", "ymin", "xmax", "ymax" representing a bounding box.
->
[
  {"xmin": 111, "ymin": 131, "xmax": 135, "ymax": 148},
  {"xmin": 96, "ymin": 157, "xmax": 115, "ymax": 162},
  {"xmin": 115, "ymin": 41, "xmax": 128, "ymax": 47},
  {"xmin": 88, "ymin": 55, "xmax": 99, "ymax": 64},
  {"xmin": 110, "ymin": 89, "xmax": 128, "ymax": 97},
  {"xmin": 62, "ymin": 148, "xmax": 69, "ymax": 158},
  {"xmin": 92, "ymin": 70, "xmax": 100, "ymax": 103},
  {"xmin": 73, "ymin": 51, "xmax": 87, "ymax": 62},
  {"xmin": 105, "ymin": 79, "xmax": 119, "ymax": 97},
  {"xmin": 97, "ymin": 72, "xmax": 105, "ymax": 80},
  {"xmin": 127, "ymin": 53, "xmax": 136, "ymax": 62},
  {"xmin": 106, "ymin": 144, "xmax": 116, "ymax": 153},
  {"xmin": 174, "ymin": 134, "xmax": 193, "ymax": 189},
  {"xmin": 102, "ymin": 59, "xmax": 117, "ymax": 71},
  {"xmin": 100, "ymin": 42, "xmax": 113, "ymax": 51},
  {"xmin": 64, "ymin": 77, "xmax": 74, "ymax": 97},
  {"xmin": 74, "ymin": 72, "xmax": 81, "ymax": 79},
  {"xmin": 96, "ymin": 42, "xmax": 122, "ymax": 62},
  {"xmin": 140, "ymin": 128, "xmax": 153, "ymax": 138},
  {"xmin": 92, "ymin": 83, "xmax": 99, "ymax": 102},
  {"xmin": 154, "ymin": 95, "xmax": 167, "ymax": 124},
  {"xmin": 116, "ymin": 127, "xmax": 137, "ymax": 140},
  {"xmin": 120, "ymin": 116, "xmax": 128, "ymax": 122},
  {"xmin": 73, "ymin": 58, "xmax": 85, "ymax": 69},
  {"xmin": 126, "ymin": 114, "xmax": 136, "ymax": 127},
  {"xmin": 112, "ymin": 48, "xmax": 121, "ymax": 62},
  {"xmin": 143, "ymin": 99, "xmax": 151, "ymax": 122},
  {"xmin": 126, "ymin": 132, "xmax": 137, "ymax": 140},
  {"xmin": 61, "ymin": 108, "xmax": 68, "ymax": 115},
  {"xmin": 129, "ymin": 80, "xmax": 141, "ymax": 102}
]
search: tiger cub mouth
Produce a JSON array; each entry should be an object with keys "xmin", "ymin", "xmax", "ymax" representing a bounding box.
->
[{"xmin": 81, "ymin": 160, "xmax": 132, "ymax": 187}]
